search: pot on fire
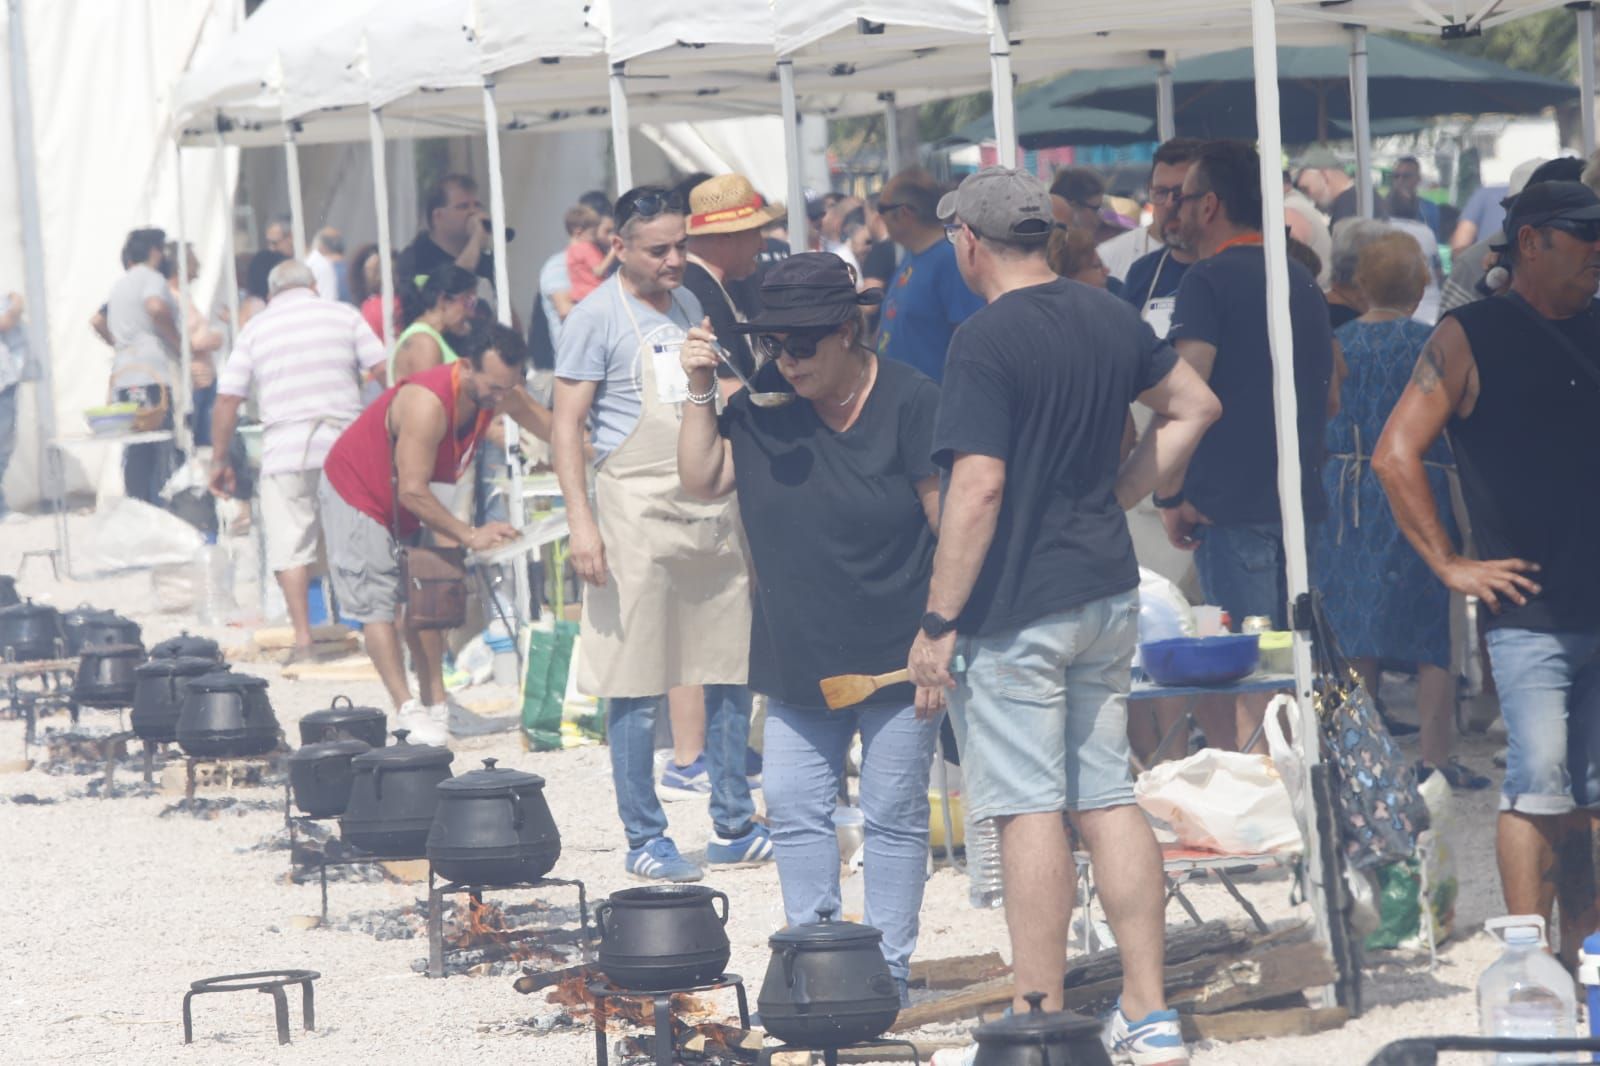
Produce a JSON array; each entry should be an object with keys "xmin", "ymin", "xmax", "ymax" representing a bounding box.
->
[
  {"xmin": 426, "ymin": 757, "xmax": 560, "ymax": 886},
  {"xmin": 595, "ymin": 885, "xmax": 731, "ymax": 991},
  {"xmin": 175, "ymin": 670, "xmax": 280, "ymax": 757},
  {"xmin": 970, "ymin": 992, "xmax": 1111, "ymax": 1066},
  {"xmin": 71, "ymin": 642, "xmax": 145, "ymax": 708},
  {"xmin": 288, "ymin": 738, "xmax": 371, "ymax": 818},
  {"xmin": 757, "ymin": 909, "xmax": 900, "ymax": 1048},
  {"xmin": 340, "ymin": 730, "xmax": 454, "ymax": 857},
  {"xmin": 299, "ymin": 695, "xmax": 388, "ymax": 748},
  {"xmin": 0, "ymin": 599, "xmax": 63, "ymax": 661},
  {"xmin": 132, "ymin": 656, "xmax": 224, "ymax": 743},
  {"xmin": 60, "ymin": 604, "xmax": 142, "ymax": 655}
]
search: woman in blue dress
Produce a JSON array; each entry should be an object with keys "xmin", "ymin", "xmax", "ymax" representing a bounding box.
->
[{"xmin": 1314, "ymin": 231, "xmax": 1489, "ymax": 790}]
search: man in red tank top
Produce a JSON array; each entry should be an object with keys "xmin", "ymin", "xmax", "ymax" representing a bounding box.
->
[{"xmin": 321, "ymin": 323, "xmax": 544, "ymax": 744}]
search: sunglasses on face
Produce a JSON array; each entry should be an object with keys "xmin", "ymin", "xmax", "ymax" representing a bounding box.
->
[
  {"xmin": 615, "ymin": 189, "xmax": 684, "ymax": 231},
  {"xmin": 1546, "ymin": 218, "xmax": 1600, "ymax": 244},
  {"xmin": 755, "ymin": 329, "xmax": 832, "ymax": 361}
]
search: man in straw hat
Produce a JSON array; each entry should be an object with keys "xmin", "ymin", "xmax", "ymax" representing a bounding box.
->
[
  {"xmin": 552, "ymin": 184, "xmax": 772, "ymax": 883},
  {"xmin": 682, "ymin": 174, "xmax": 783, "ymax": 388}
]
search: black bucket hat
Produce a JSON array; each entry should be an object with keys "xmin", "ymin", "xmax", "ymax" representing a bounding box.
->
[{"xmin": 728, "ymin": 252, "xmax": 883, "ymax": 333}]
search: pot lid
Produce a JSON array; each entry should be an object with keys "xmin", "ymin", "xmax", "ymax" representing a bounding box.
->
[
  {"xmin": 136, "ymin": 656, "xmax": 223, "ymax": 678},
  {"xmin": 188, "ymin": 670, "xmax": 268, "ymax": 692},
  {"xmin": 289, "ymin": 738, "xmax": 371, "ymax": 762},
  {"xmin": 302, "ymin": 695, "xmax": 385, "ymax": 724},
  {"xmin": 150, "ymin": 631, "xmax": 221, "ymax": 659},
  {"xmin": 768, "ymin": 908, "xmax": 883, "ymax": 947},
  {"xmin": 973, "ymin": 994, "xmax": 1103, "ymax": 1046},
  {"xmin": 0, "ymin": 598, "xmax": 59, "ymax": 619},
  {"xmin": 351, "ymin": 729, "xmax": 454, "ymax": 769},
  {"xmin": 437, "ymin": 757, "xmax": 544, "ymax": 793},
  {"xmin": 80, "ymin": 642, "xmax": 145, "ymax": 658}
]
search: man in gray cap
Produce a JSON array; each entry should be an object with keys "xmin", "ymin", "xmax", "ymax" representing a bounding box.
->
[{"xmin": 908, "ymin": 166, "xmax": 1219, "ymax": 1065}]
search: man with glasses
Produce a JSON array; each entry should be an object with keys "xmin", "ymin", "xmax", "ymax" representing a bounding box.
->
[
  {"xmin": 1375, "ymin": 180, "xmax": 1600, "ymax": 968},
  {"xmin": 1385, "ymin": 155, "xmax": 1442, "ymax": 241},
  {"xmin": 875, "ymin": 168, "xmax": 985, "ymax": 384},
  {"xmin": 1100, "ymin": 139, "xmax": 1204, "ymax": 286},
  {"xmin": 552, "ymin": 185, "xmax": 771, "ymax": 884}
]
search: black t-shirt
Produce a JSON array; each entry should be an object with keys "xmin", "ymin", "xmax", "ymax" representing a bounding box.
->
[
  {"xmin": 1121, "ymin": 248, "xmax": 1190, "ymax": 310},
  {"xmin": 1328, "ymin": 301, "xmax": 1361, "ymax": 330},
  {"xmin": 1449, "ymin": 295, "xmax": 1600, "ymax": 631},
  {"xmin": 396, "ymin": 231, "xmax": 497, "ymax": 287},
  {"xmin": 1329, "ymin": 186, "xmax": 1360, "ymax": 226},
  {"xmin": 862, "ymin": 240, "xmax": 899, "ymax": 285},
  {"xmin": 682, "ymin": 261, "xmax": 755, "ymax": 381},
  {"xmin": 1169, "ymin": 244, "xmax": 1333, "ymax": 526},
  {"xmin": 933, "ymin": 278, "xmax": 1178, "ymax": 637},
  {"xmin": 726, "ymin": 238, "xmax": 791, "ymax": 316},
  {"xmin": 720, "ymin": 357, "xmax": 940, "ymax": 708}
]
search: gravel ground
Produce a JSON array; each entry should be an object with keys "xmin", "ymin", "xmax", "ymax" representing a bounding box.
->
[{"xmin": 0, "ymin": 511, "xmax": 1515, "ymax": 1065}]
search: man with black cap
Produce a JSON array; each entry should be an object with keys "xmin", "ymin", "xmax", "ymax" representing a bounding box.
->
[
  {"xmin": 907, "ymin": 167, "xmax": 1219, "ymax": 1065},
  {"xmin": 1375, "ymin": 179, "xmax": 1600, "ymax": 967}
]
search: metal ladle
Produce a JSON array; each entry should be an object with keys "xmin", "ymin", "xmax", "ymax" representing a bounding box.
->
[{"xmin": 713, "ymin": 344, "xmax": 792, "ymax": 408}]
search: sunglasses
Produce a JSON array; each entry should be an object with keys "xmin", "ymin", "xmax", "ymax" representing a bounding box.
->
[
  {"xmin": 1545, "ymin": 218, "xmax": 1600, "ymax": 243},
  {"xmin": 615, "ymin": 188, "xmax": 684, "ymax": 231},
  {"xmin": 755, "ymin": 328, "xmax": 833, "ymax": 361}
]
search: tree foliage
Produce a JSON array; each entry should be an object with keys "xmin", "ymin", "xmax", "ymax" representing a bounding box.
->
[{"xmin": 1411, "ymin": 10, "xmax": 1577, "ymax": 81}]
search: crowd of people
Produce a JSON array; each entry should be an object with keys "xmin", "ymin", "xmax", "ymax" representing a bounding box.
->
[{"xmin": 79, "ymin": 132, "xmax": 1600, "ymax": 1064}]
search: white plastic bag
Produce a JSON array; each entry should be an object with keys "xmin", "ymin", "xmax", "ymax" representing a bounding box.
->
[
  {"xmin": 1262, "ymin": 694, "xmax": 1307, "ymax": 813},
  {"xmin": 1137, "ymin": 566, "xmax": 1195, "ymax": 643},
  {"xmin": 1135, "ymin": 749, "xmax": 1303, "ymax": 855},
  {"xmin": 81, "ymin": 497, "xmax": 205, "ymax": 573}
]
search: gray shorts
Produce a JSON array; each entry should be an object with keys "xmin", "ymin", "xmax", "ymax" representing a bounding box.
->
[{"xmin": 317, "ymin": 478, "xmax": 400, "ymax": 624}]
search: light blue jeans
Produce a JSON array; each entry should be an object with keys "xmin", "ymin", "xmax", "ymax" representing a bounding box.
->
[
  {"xmin": 1487, "ymin": 626, "xmax": 1600, "ymax": 814},
  {"xmin": 763, "ymin": 698, "xmax": 940, "ymax": 982},
  {"xmin": 607, "ymin": 685, "xmax": 756, "ymax": 849}
]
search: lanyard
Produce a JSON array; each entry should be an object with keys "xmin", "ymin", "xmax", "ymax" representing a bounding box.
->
[
  {"xmin": 1140, "ymin": 248, "xmax": 1173, "ymax": 316},
  {"xmin": 1213, "ymin": 232, "xmax": 1264, "ymax": 255}
]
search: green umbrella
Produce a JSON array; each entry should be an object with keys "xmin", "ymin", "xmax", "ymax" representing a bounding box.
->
[
  {"xmin": 940, "ymin": 87, "xmax": 1153, "ymax": 149},
  {"xmin": 1048, "ymin": 37, "xmax": 1575, "ymax": 142}
]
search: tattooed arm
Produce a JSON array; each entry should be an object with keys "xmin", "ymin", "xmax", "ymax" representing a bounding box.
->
[{"xmin": 1374, "ymin": 317, "xmax": 1540, "ymax": 612}]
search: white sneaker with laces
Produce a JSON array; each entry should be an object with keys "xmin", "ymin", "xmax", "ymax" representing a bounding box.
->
[{"xmin": 396, "ymin": 699, "xmax": 448, "ymax": 747}]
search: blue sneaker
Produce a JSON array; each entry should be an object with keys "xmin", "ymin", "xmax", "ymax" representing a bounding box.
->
[
  {"xmin": 625, "ymin": 837, "xmax": 703, "ymax": 883},
  {"xmin": 1104, "ymin": 1000, "xmax": 1189, "ymax": 1065},
  {"xmin": 705, "ymin": 823, "xmax": 774, "ymax": 866},
  {"xmin": 659, "ymin": 754, "xmax": 712, "ymax": 795}
]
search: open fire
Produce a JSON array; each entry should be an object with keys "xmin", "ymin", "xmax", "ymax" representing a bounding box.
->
[{"xmin": 541, "ymin": 974, "xmax": 762, "ymax": 1065}]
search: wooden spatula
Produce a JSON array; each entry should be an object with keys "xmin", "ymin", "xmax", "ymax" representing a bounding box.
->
[{"xmin": 818, "ymin": 669, "xmax": 910, "ymax": 711}]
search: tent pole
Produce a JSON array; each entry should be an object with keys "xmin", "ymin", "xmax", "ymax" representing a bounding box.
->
[
  {"xmin": 368, "ymin": 107, "xmax": 396, "ymax": 352},
  {"xmin": 988, "ymin": 0, "xmax": 1017, "ymax": 166},
  {"xmin": 1348, "ymin": 26, "xmax": 1374, "ymax": 218},
  {"xmin": 8, "ymin": 0, "xmax": 63, "ymax": 547},
  {"xmin": 175, "ymin": 143, "xmax": 194, "ymax": 456},
  {"xmin": 779, "ymin": 58, "xmax": 808, "ymax": 251},
  {"xmin": 1579, "ymin": 4, "xmax": 1597, "ymax": 159},
  {"xmin": 1251, "ymin": 0, "xmax": 1334, "ymax": 1008},
  {"xmin": 214, "ymin": 116, "xmax": 239, "ymax": 359},
  {"xmin": 609, "ymin": 62, "xmax": 633, "ymax": 194},
  {"xmin": 284, "ymin": 122, "xmax": 307, "ymax": 260},
  {"xmin": 882, "ymin": 92, "xmax": 901, "ymax": 179},
  {"xmin": 1155, "ymin": 53, "xmax": 1176, "ymax": 143}
]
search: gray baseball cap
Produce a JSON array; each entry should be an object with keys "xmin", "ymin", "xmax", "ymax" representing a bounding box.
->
[{"xmin": 936, "ymin": 167, "xmax": 1054, "ymax": 245}]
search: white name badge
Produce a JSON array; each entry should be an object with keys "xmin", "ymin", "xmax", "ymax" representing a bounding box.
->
[
  {"xmin": 652, "ymin": 342, "xmax": 690, "ymax": 405},
  {"xmin": 1142, "ymin": 296, "xmax": 1177, "ymax": 339}
]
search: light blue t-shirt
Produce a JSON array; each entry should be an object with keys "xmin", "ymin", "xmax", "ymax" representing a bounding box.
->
[
  {"xmin": 875, "ymin": 239, "xmax": 985, "ymax": 384},
  {"xmin": 554, "ymin": 274, "xmax": 702, "ymax": 460},
  {"xmin": 538, "ymin": 251, "xmax": 570, "ymax": 353}
]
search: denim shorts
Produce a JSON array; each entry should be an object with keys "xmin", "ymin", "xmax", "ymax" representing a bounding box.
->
[
  {"xmin": 1486, "ymin": 627, "xmax": 1600, "ymax": 814},
  {"xmin": 1194, "ymin": 521, "xmax": 1287, "ymax": 630},
  {"xmin": 948, "ymin": 590, "xmax": 1139, "ymax": 820}
]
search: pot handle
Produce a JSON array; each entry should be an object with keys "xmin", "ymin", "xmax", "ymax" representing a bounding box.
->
[
  {"xmin": 330, "ymin": 694, "xmax": 353, "ymax": 709},
  {"xmin": 508, "ymin": 793, "xmax": 523, "ymax": 830},
  {"xmin": 593, "ymin": 901, "xmax": 611, "ymax": 940},
  {"xmin": 373, "ymin": 764, "xmax": 385, "ymax": 801},
  {"xmin": 710, "ymin": 889, "xmax": 730, "ymax": 925},
  {"xmin": 781, "ymin": 944, "xmax": 797, "ymax": 991}
]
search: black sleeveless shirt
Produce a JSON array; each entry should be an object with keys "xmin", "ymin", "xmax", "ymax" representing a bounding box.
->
[{"xmin": 1447, "ymin": 294, "xmax": 1600, "ymax": 631}]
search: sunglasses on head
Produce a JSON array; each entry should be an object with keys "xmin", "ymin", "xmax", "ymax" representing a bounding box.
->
[
  {"xmin": 1545, "ymin": 218, "xmax": 1600, "ymax": 243},
  {"xmin": 755, "ymin": 328, "xmax": 834, "ymax": 361},
  {"xmin": 615, "ymin": 188, "xmax": 684, "ymax": 231}
]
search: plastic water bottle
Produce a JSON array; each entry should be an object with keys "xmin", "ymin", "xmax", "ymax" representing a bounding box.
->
[
  {"xmin": 1478, "ymin": 916, "xmax": 1576, "ymax": 1064},
  {"xmin": 965, "ymin": 813, "xmax": 1004, "ymax": 910},
  {"xmin": 1579, "ymin": 932, "xmax": 1600, "ymax": 1062}
]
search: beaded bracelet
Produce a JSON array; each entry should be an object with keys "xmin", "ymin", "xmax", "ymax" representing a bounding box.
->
[{"xmin": 685, "ymin": 383, "xmax": 718, "ymax": 406}]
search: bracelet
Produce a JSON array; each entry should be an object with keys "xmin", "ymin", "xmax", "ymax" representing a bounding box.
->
[
  {"xmin": 1152, "ymin": 489, "xmax": 1185, "ymax": 509},
  {"xmin": 685, "ymin": 383, "xmax": 718, "ymax": 406}
]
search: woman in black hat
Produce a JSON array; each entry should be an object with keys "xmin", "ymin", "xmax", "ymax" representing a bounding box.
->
[{"xmin": 677, "ymin": 252, "xmax": 943, "ymax": 1000}]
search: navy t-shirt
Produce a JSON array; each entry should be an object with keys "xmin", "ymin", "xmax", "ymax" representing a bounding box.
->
[
  {"xmin": 877, "ymin": 240, "xmax": 985, "ymax": 383},
  {"xmin": 1121, "ymin": 248, "xmax": 1190, "ymax": 311},
  {"xmin": 1168, "ymin": 244, "xmax": 1333, "ymax": 526},
  {"xmin": 933, "ymin": 278, "xmax": 1178, "ymax": 637}
]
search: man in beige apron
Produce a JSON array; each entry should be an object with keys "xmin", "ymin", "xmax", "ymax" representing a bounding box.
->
[{"xmin": 552, "ymin": 185, "xmax": 771, "ymax": 883}]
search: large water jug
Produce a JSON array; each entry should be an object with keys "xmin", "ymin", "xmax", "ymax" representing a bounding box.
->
[{"xmin": 1477, "ymin": 915, "xmax": 1577, "ymax": 1064}]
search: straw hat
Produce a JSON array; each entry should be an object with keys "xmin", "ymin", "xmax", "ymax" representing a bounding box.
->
[{"xmin": 685, "ymin": 174, "xmax": 784, "ymax": 235}]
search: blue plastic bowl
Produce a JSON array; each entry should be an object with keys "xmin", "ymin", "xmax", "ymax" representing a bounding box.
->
[{"xmin": 1139, "ymin": 634, "xmax": 1261, "ymax": 686}]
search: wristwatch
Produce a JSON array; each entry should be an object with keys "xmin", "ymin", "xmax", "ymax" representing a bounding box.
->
[
  {"xmin": 1152, "ymin": 489, "xmax": 1185, "ymax": 510},
  {"xmin": 920, "ymin": 611, "xmax": 958, "ymax": 638}
]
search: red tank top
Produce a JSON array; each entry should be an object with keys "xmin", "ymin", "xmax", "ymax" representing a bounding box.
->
[{"xmin": 323, "ymin": 362, "xmax": 491, "ymax": 535}]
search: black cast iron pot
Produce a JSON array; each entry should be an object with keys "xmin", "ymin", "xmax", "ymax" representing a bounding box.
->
[
  {"xmin": 149, "ymin": 631, "xmax": 222, "ymax": 661},
  {"xmin": 0, "ymin": 575, "xmax": 18, "ymax": 609},
  {"xmin": 971, "ymin": 993, "xmax": 1112, "ymax": 1066},
  {"xmin": 175, "ymin": 670, "xmax": 280, "ymax": 757},
  {"xmin": 299, "ymin": 695, "xmax": 388, "ymax": 748},
  {"xmin": 61, "ymin": 604, "xmax": 142, "ymax": 655},
  {"xmin": 426, "ymin": 758, "xmax": 561, "ymax": 886},
  {"xmin": 288, "ymin": 738, "xmax": 371, "ymax": 818},
  {"xmin": 71, "ymin": 642, "xmax": 145, "ymax": 708},
  {"xmin": 131, "ymin": 656, "xmax": 224, "ymax": 743},
  {"xmin": 340, "ymin": 730, "xmax": 454, "ymax": 857},
  {"xmin": 0, "ymin": 599, "xmax": 63, "ymax": 661},
  {"xmin": 757, "ymin": 909, "xmax": 900, "ymax": 1049},
  {"xmin": 595, "ymin": 885, "xmax": 731, "ymax": 992}
]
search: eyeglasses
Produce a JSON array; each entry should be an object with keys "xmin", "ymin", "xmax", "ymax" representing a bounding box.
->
[
  {"xmin": 1149, "ymin": 184, "xmax": 1184, "ymax": 205},
  {"xmin": 1545, "ymin": 218, "xmax": 1600, "ymax": 243},
  {"xmin": 614, "ymin": 188, "xmax": 684, "ymax": 231},
  {"xmin": 755, "ymin": 329, "xmax": 832, "ymax": 361}
]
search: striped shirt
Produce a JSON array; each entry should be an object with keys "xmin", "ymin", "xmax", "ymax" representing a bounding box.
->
[{"xmin": 218, "ymin": 287, "xmax": 385, "ymax": 475}]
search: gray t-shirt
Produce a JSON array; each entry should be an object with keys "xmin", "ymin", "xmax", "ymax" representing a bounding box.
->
[
  {"xmin": 106, "ymin": 263, "xmax": 179, "ymax": 389},
  {"xmin": 554, "ymin": 274, "xmax": 702, "ymax": 460}
]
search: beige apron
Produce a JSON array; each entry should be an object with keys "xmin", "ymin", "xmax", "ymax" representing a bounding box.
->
[{"xmin": 576, "ymin": 283, "xmax": 751, "ymax": 698}]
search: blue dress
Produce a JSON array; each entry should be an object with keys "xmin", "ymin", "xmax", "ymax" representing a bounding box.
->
[{"xmin": 1314, "ymin": 318, "xmax": 1456, "ymax": 667}]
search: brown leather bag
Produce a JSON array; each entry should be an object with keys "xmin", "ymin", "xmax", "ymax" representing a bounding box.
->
[{"xmin": 396, "ymin": 543, "xmax": 468, "ymax": 630}]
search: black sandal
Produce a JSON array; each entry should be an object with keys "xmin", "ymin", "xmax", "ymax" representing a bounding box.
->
[{"xmin": 1416, "ymin": 758, "xmax": 1492, "ymax": 791}]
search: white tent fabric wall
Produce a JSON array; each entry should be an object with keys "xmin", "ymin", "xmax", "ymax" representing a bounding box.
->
[{"xmin": 0, "ymin": 0, "xmax": 238, "ymax": 511}]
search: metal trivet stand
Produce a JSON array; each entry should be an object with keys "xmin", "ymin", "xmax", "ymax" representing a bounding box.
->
[
  {"xmin": 589, "ymin": 973, "xmax": 751, "ymax": 1066},
  {"xmin": 182, "ymin": 968, "xmax": 319, "ymax": 1046},
  {"xmin": 181, "ymin": 752, "xmax": 281, "ymax": 800},
  {"xmin": 426, "ymin": 865, "xmax": 591, "ymax": 978},
  {"xmin": 285, "ymin": 816, "xmax": 417, "ymax": 922},
  {"xmin": 1, "ymin": 653, "xmax": 76, "ymax": 744},
  {"xmin": 757, "ymin": 1039, "xmax": 921, "ymax": 1065}
]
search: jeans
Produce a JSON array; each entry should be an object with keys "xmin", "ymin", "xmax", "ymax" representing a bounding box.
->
[
  {"xmin": 114, "ymin": 385, "xmax": 180, "ymax": 505},
  {"xmin": 763, "ymin": 699, "xmax": 939, "ymax": 981},
  {"xmin": 1486, "ymin": 627, "xmax": 1600, "ymax": 814},
  {"xmin": 0, "ymin": 385, "xmax": 16, "ymax": 515},
  {"xmin": 190, "ymin": 382, "xmax": 216, "ymax": 447},
  {"xmin": 1194, "ymin": 520, "xmax": 1288, "ymax": 629},
  {"xmin": 608, "ymin": 684, "xmax": 756, "ymax": 848}
]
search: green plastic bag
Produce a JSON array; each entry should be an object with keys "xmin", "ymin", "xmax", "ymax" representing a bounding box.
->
[
  {"xmin": 1365, "ymin": 860, "xmax": 1421, "ymax": 951},
  {"xmin": 520, "ymin": 621, "xmax": 581, "ymax": 751}
]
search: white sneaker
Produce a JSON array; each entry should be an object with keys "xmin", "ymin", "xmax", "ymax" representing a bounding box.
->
[{"xmin": 396, "ymin": 700, "xmax": 449, "ymax": 747}]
